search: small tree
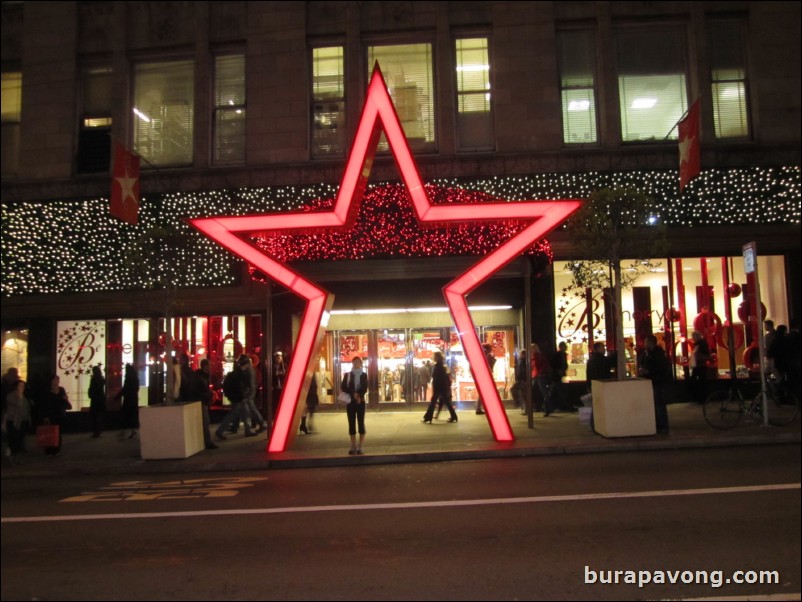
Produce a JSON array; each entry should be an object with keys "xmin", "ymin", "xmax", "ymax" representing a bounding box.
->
[
  {"xmin": 563, "ymin": 188, "xmax": 667, "ymax": 380},
  {"xmin": 124, "ymin": 225, "xmax": 187, "ymax": 404}
]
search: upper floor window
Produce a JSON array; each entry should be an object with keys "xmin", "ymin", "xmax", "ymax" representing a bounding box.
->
[
  {"xmin": 368, "ymin": 42, "xmax": 435, "ymax": 152},
  {"xmin": 708, "ymin": 20, "xmax": 749, "ymax": 139},
  {"xmin": 77, "ymin": 65, "xmax": 112, "ymax": 174},
  {"xmin": 1, "ymin": 71, "xmax": 22, "ymax": 177},
  {"xmin": 455, "ymin": 37, "xmax": 493, "ymax": 151},
  {"xmin": 616, "ymin": 29, "xmax": 687, "ymax": 142},
  {"xmin": 311, "ymin": 46, "xmax": 346, "ymax": 158},
  {"xmin": 214, "ymin": 54, "xmax": 246, "ymax": 164},
  {"xmin": 133, "ymin": 60, "xmax": 194, "ymax": 167},
  {"xmin": 558, "ymin": 29, "xmax": 598, "ymax": 145}
]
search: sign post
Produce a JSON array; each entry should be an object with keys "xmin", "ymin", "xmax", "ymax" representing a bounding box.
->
[{"xmin": 743, "ymin": 242, "xmax": 769, "ymax": 426}]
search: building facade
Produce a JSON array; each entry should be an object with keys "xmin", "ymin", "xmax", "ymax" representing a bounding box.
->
[{"xmin": 2, "ymin": 2, "xmax": 800, "ymax": 423}]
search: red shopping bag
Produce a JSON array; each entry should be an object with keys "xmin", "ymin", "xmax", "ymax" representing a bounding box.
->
[{"xmin": 36, "ymin": 424, "xmax": 60, "ymax": 448}]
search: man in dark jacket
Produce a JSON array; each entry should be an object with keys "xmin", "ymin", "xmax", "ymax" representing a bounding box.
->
[
  {"xmin": 192, "ymin": 359, "xmax": 217, "ymax": 449},
  {"xmin": 640, "ymin": 335, "xmax": 671, "ymax": 434},
  {"xmin": 214, "ymin": 365, "xmax": 256, "ymax": 440},
  {"xmin": 549, "ymin": 341, "xmax": 575, "ymax": 413},
  {"xmin": 586, "ymin": 342, "xmax": 612, "ymax": 385}
]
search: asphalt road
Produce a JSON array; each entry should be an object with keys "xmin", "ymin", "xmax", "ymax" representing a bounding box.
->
[{"xmin": 2, "ymin": 444, "xmax": 800, "ymax": 601}]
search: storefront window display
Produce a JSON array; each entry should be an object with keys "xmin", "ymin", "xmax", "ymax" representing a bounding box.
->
[
  {"xmin": 57, "ymin": 320, "xmax": 115, "ymax": 412},
  {"xmin": 554, "ymin": 255, "xmax": 789, "ymax": 381},
  {"xmin": 162, "ymin": 314, "xmax": 264, "ymax": 406},
  {"xmin": 1, "ymin": 328, "xmax": 28, "ymax": 382},
  {"xmin": 54, "ymin": 314, "xmax": 264, "ymax": 411}
]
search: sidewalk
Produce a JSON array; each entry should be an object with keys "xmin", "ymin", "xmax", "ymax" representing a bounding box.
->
[{"xmin": 2, "ymin": 403, "xmax": 799, "ymax": 479}]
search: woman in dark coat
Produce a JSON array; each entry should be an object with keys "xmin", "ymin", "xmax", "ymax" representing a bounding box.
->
[
  {"xmin": 116, "ymin": 364, "xmax": 139, "ymax": 439},
  {"xmin": 422, "ymin": 351, "xmax": 458, "ymax": 423},
  {"xmin": 342, "ymin": 356, "xmax": 368, "ymax": 455},
  {"xmin": 88, "ymin": 365, "xmax": 106, "ymax": 438},
  {"xmin": 40, "ymin": 374, "xmax": 71, "ymax": 456}
]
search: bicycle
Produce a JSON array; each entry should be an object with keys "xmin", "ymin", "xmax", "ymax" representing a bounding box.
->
[{"xmin": 703, "ymin": 374, "xmax": 799, "ymax": 430}]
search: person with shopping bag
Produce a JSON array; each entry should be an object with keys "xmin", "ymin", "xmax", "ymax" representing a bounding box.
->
[{"xmin": 38, "ymin": 374, "xmax": 71, "ymax": 456}]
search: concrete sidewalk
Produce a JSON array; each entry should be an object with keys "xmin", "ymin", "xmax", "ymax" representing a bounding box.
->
[{"xmin": 2, "ymin": 403, "xmax": 799, "ymax": 478}]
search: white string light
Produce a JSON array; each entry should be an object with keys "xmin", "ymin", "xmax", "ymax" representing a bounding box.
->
[{"xmin": 1, "ymin": 167, "xmax": 799, "ymax": 296}]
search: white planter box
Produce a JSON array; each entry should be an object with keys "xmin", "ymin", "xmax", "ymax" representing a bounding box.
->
[
  {"xmin": 139, "ymin": 401, "xmax": 204, "ymax": 459},
  {"xmin": 591, "ymin": 379, "xmax": 656, "ymax": 437}
]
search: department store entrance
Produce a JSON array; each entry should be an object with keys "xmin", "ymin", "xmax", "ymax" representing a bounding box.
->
[{"xmin": 309, "ymin": 314, "xmax": 520, "ymax": 412}]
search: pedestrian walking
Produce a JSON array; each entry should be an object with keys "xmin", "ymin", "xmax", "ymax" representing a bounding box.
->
[
  {"xmin": 422, "ymin": 351, "xmax": 458, "ymax": 423},
  {"xmin": 215, "ymin": 364, "xmax": 256, "ymax": 440},
  {"xmin": 115, "ymin": 364, "xmax": 139, "ymax": 439}
]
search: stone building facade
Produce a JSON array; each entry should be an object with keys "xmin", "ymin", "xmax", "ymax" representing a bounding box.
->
[{"xmin": 2, "ymin": 2, "xmax": 800, "ymax": 418}]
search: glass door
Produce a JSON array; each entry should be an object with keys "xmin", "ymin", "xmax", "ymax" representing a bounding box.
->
[
  {"xmin": 377, "ymin": 330, "xmax": 409, "ymax": 405},
  {"xmin": 447, "ymin": 327, "xmax": 475, "ymax": 404},
  {"xmin": 483, "ymin": 327, "xmax": 517, "ymax": 401},
  {"xmin": 412, "ymin": 329, "xmax": 446, "ymax": 403},
  {"xmin": 447, "ymin": 326, "xmax": 518, "ymax": 404},
  {"xmin": 314, "ymin": 332, "xmax": 335, "ymax": 406}
]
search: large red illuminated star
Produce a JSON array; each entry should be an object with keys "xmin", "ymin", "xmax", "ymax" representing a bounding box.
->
[{"xmin": 191, "ymin": 65, "xmax": 581, "ymax": 453}]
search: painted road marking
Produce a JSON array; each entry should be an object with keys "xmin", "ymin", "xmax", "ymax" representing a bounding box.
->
[
  {"xmin": 59, "ymin": 476, "xmax": 267, "ymax": 502},
  {"xmin": 2, "ymin": 482, "xmax": 798, "ymax": 524},
  {"xmin": 666, "ymin": 592, "xmax": 799, "ymax": 602}
]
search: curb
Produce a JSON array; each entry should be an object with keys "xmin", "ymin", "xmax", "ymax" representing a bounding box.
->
[
  {"xmin": 2, "ymin": 432, "xmax": 799, "ymax": 480},
  {"xmin": 266, "ymin": 431, "xmax": 802, "ymax": 469}
]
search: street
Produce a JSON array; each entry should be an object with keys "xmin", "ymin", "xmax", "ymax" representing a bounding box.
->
[{"xmin": 2, "ymin": 444, "xmax": 800, "ymax": 601}]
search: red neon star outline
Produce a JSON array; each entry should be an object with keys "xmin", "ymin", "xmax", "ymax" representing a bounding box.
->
[{"xmin": 191, "ymin": 65, "xmax": 581, "ymax": 452}]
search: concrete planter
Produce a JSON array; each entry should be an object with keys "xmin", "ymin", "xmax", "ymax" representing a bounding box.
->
[
  {"xmin": 591, "ymin": 379, "xmax": 656, "ymax": 437},
  {"xmin": 139, "ymin": 401, "xmax": 204, "ymax": 459}
]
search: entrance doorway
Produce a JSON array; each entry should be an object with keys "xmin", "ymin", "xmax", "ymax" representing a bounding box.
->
[{"xmin": 323, "ymin": 325, "xmax": 519, "ymax": 411}]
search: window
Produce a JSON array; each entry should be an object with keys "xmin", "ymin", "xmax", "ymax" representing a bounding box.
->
[
  {"xmin": 311, "ymin": 46, "xmax": 346, "ymax": 157},
  {"xmin": 214, "ymin": 55, "xmax": 245, "ymax": 164},
  {"xmin": 77, "ymin": 66, "xmax": 113, "ymax": 173},
  {"xmin": 554, "ymin": 255, "xmax": 790, "ymax": 381},
  {"xmin": 708, "ymin": 20, "xmax": 749, "ymax": 139},
  {"xmin": 54, "ymin": 314, "xmax": 264, "ymax": 410},
  {"xmin": 1, "ymin": 71, "xmax": 21, "ymax": 176},
  {"xmin": 368, "ymin": 43, "xmax": 435, "ymax": 151},
  {"xmin": 616, "ymin": 29, "xmax": 687, "ymax": 142},
  {"xmin": 558, "ymin": 30, "xmax": 598, "ymax": 144},
  {"xmin": 1, "ymin": 328, "xmax": 28, "ymax": 382},
  {"xmin": 455, "ymin": 37, "xmax": 493, "ymax": 150},
  {"xmin": 132, "ymin": 60, "xmax": 194, "ymax": 166}
]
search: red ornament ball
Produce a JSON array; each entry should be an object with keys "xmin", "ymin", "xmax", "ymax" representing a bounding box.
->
[
  {"xmin": 693, "ymin": 310, "xmax": 722, "ymax": 333},
  {"xmin": 737, "ymin": 300, "xmax": 767, "ymax": 323}
]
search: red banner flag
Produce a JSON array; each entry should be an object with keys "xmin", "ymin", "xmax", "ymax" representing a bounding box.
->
[
  {"xmin": 111, "ymin": 141, "xmax": 140, "ymax": 224},
  {"xmin": 678, "ymin": 98, "xmax": 701, "ymax": 192}
]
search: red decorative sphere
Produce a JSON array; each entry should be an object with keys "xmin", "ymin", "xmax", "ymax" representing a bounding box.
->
[
  {"xmin": 743, "ymin": 344, "xmax": 760, "ymax": 371},
  {"xmin": 737, "ymin": 301, "xmax": 767, "ymax": 323},
  {"xmin": 727, "ymin": 282, "xmax": 742, "ymax": 298},
  {"xmin": 693, "ymin": 310, "xmax": 722, "ymax": 334}
]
